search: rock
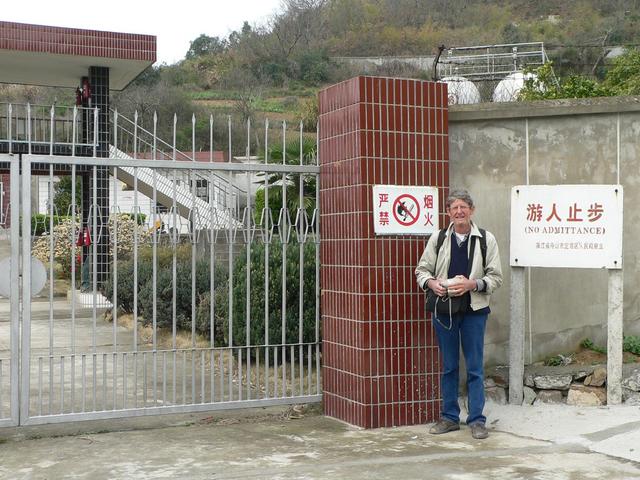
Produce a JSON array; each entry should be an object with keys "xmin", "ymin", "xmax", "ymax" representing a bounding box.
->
[
  {"xmin": 622, "ymin": 370, "xmax": 640, "ymax": 392},
  {"xmin": 623, "ymin": 388, "xmax": 640, "ymax": 406},
  {"xmin": 534, "ymin": 390, "xmax": 564, "ymax": 404},
  {"xmin": 584, "ymin": 367, "xmax": 607, "ymax": 387},
  {"xmin": 524, "ymin": 373, "xmax": 535, "ymax": 388},
  {"xmin": 567, "ymin": 385, "xmax": 606, "ymax": 406},
  {"xmin": 523, "ymin": 386, "xmax": 537, "ymax": 405},
  {"xmin": 534, "ymin": 374, "xmax": 573, "ymax": 390},
  {"xmin": 485, "ymin": 366, "xmax": 509, "ymax": 388},
  {"xmin": 573, "ymin": 369, "xmax": 591, "ymax": 382},
  {"xmin": 485, "ymin": 386, "xmax": 507, "ymax": 405},
  {"xmin": 484, "ymin": 377, "xmax": 496, "ymax": 388}
]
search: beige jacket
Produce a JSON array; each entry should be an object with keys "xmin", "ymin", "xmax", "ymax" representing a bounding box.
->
[{"xmin": 415, "ymin": 222, "xmax": 503, "ymax": 311}]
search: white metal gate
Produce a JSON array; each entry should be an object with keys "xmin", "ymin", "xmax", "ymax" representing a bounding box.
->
[{"xmin": 0, "ymin": 105, "xmax": 321, "ymax": 426}]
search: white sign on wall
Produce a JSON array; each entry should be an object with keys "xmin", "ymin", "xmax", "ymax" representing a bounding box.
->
[
  {"xmin": 510, "ymin": 185, "xmax": 623, "ymax": 269},
  {"xmin": 372, "ymin": 185, "xmax": 439, "ymax": 235}
]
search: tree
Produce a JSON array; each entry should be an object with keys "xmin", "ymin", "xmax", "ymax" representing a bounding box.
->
[
  {"xmin": 603, "ymin": 48, "xmax": 640, "ymax": 95},
  {"xmin": 53, "ymin": 175, "xmax": 82, "ymax": 216},
  {"xmin": 254, "ymin": 137, "xmax": 317, "ymax": 226},
  {"xmin": 185, "ymin": 34, "xmax": 227, "ymax": 59},
  {"xmin": 518, "ymin": 62, "xmax": 612, "ymax": 101}
]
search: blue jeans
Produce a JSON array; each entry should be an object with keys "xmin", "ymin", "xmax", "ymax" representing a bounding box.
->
[{"xmin": 433, "ymin": 311, "xmax": 488, "ymax": 425}]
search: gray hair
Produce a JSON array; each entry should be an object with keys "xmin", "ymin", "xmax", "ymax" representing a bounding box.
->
[{"xmin": 446, "ymin": 189, "xmax": 474, "ymax": 209}]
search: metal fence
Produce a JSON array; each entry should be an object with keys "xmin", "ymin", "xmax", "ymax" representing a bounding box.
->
[{"xmin": 0, "ymin": 105, "xmax": 321, "ymax": 426}]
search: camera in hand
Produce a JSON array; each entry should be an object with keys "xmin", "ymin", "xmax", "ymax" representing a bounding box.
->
[{"xmin": 440, "ymin": 276, "xmax": 463, "ymax": 288}]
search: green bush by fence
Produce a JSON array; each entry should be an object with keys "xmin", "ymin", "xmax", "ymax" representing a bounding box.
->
[{"xmin": 102, "ymin": 239, "xmax": 319, "ymax": 355}]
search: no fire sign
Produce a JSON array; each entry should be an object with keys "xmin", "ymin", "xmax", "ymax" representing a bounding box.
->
[{"xmin": 372, "ymin": 185, "xmax": 439, "ymax": 235}]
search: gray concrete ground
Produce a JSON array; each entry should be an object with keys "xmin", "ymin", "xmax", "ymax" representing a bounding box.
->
[{"xmin": 1, "ymin": 401, "xmax": 640, "ymax": 479}]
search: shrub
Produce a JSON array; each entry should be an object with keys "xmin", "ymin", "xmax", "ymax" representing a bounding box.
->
[
  {"xmin": 32, "ymin": 217, "xmax": 79, "ymax": 278},
  {"xmin": 137, "ymin": 255, "xmax": 221, "ymax": 330},
  {"xmin": 33, "ymin": 213, "xmax": 151, "ymax": 280},
  {"xmin": 101, "ymin": 255, "xmax": 154, "ymax": 313},
  {"xmin": 31, "ymin": 214, "xmax": 72, "ymax": 236},
  {"xmin": 581, "ymin": 338, "xmax": 606, "ymax": 354},
  {"xmin": 195, "ymin": 285, "xmax": 229, "ymax": 345},
  {"xmin": 103, "ymin": 243, "xmax": 228, "ymax": 332},
  {"xmin": 623, "ymin": 335, "xmax": 640, "ymax": 355},
  {"xmin": 228, "ymin": 239, "xmax": 318, "ymax": 357}
]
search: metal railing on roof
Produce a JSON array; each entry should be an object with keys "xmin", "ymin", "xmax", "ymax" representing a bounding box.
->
[
  {"xmin": 0, "ymin": 103, "xmax": 97, "ymax": 152},
  {"xmin": 439, "ymin": 42, "xmax": 549, "ymax": 81}
]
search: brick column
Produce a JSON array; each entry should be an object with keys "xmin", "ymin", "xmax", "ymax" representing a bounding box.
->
[{"xmin": 319, "ymin": 76, "xmax": 449, "ymax": 428}]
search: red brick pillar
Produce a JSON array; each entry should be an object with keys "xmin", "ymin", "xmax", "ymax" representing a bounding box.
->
[{"xmin": 319, "ymin": 76, "xmax": 449, "ymax": 428}]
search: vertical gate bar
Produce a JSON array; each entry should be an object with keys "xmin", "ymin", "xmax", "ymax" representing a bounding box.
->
[
  {"xmin": 227, "ymin": 348, "xmax": 233, "ymax": 402},
  {"xmin": 38, "ymin": 357, "xmax": 43, "ymax": 416},
  {"xmin": 113, "ymin": 110, "xmax": 120, "ymax": 358},
  {"xmin": 182, "ymin": 351, "xmax": 187, "ymax": 404},
  {"xmin": 122, "ymin": 353, "xmax": 128, "ymax": 409},
  {"xmin": 290, "ymin": 345, "xmax": 294, "ymax": 397},
  {"xmin": 112, "ymin": 166, "xmax": 119, "ymax": 349},
  {"xmin": 153, "ymin": 351, "xmax": 158, "ymax": 407},
  {"xmin": 112, "ymin": 353, "xmax": 117, "ymax": 410},
  {"xmin": 190, "ymin": 166, "xmax": 197, "ymax": 404},
  {"xmin": 274, "ymin": 346, "xmax": 279, "ymax": 399},
  {"xmin": 245, "ymin": 119, "xmax": 251, "ymax": 401},
  {"xmin": 171, "ymin": 169, "xmax": 177, "ymax": 351},
  {"xmin": 7, "ymin": 103, "xmax": 12, "ymax": 154},
  {"xmin": 172, "ymin": 350, "xmax": 176, "ymax": 405},
  {"xmin": 92, "ymin": 353, "xmax": 97, "ymax": 411},
  {"xmin": 208, "ymin": 120, "xmax": 215, "ymax": 369},
  {"xmin": 152, "ymin": 167, "xmax": 158, "ymax": 405},
  {"xmin": 71, "ymin": 355, "xmax": 75, "ymax": 413},
  {"xmin": 307, "ymin": 344, "xmax": 312, "ymax": 396},
  {"xmin": 171, "ymin": 115, "xmax": 178, "ymax": 389},
  {"xmin": 20, "ymin": 153, "xmax": 33, "ymax": 424},
  {"xmin": 200, "ymin": 350, "xmax": 205, "ymax": 403},
  {"xmin": 298, "ymin": 122, "xmax": 304, "ymax": 397},
  {"xmin": 133, "ymin": 352, "xmax": 138, "ymax": 408},
  {"xmin": 60, "ymin": 356, "xmax": 65, "ymax": 413},
  {"xmin": 218, "ymin": 351, "xmax": 223, "ymax": 402},
  {"xmin": 81, "ymin": 354, "xmax": 86, "ymax": 412},
  {"xmin": 92, "ymin": 166, "xmax": 98, "ymax": 351},
  {"xmin": 143, "ymin": 352, "xmax": 148, "ymax": 407},
  {"xmin": 299, "ymin": 344, "xmax": 304, "ymax": 395},
  {"xmin": 192, "ymin": 350, "xmax": 197, "ymax": 405},
  {"xmin": 133, "ymin": 173, "xmax": 139, "ymax": 350},
  {"xmin": 49, "ymin": 356, "xmax": 53, "ymax": 414},
  {"xmin": 263, "ymin": 119, "xmax": 270, "ymax": 400},
  {"xmin": 27, "ymin": 104, "xmax": 32, "ymax": 154},
  {"xmin": 162, "ymin": 351, "xmax": 167, "ymax": 406},
  {"xmin": 227, "ymin": 115, "xmax": 234, "ymax": 355},
  {"xmin": 48, "ymin": 166, "xmax": 55, "ymax": 357},
  {"xmin": 70, "ymin": 165, "xmax": 77, "ymax": 355},
  {"xmin": 238, "ymin": 348, "xmax": 243, "ymax": 401},
  {"xmin": 210, "ymin": 350, "xmax": 215, "ymax": 403},
  {"xmin": 9, "ymin": 154, "xmax": 20, "ymax": 423},
  {"xmin": 255, "ymin": 347, "xmax": 260, "ymax": 399},
  {"xmin": 209, "ymin": 171, "xmax": 215, "ymax": 349},
  {"xmin": 102, "ymin": 353, "xmax": 107, "ymax": 410},
  {"xmin": 281, "ymin": 121, "xmax": 287, "ymax": 398}
]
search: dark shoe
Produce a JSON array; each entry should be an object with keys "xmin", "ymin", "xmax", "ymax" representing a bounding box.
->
[
  {"xmin": 429, "ymin": 418, "xmax": 460, "ymax": 435},
  {"xmin": 469, "ymin": 422, "xmax": 489, "ymax": 439}
]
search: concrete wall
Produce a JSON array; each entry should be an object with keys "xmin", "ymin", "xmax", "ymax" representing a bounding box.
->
[{"xmin": 448, "ymin": 97, "xmax": 640, "ymax": 366}]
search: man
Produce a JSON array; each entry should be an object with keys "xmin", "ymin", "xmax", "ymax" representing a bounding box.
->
[{"xmin": 415, "ymin": 189, "xmax": 503, "ymax": 439}]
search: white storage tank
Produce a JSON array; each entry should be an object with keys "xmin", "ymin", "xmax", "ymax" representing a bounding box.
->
[
  {"xmin": 441, "ymin": 76, "xmax": 481, "ymax": 105},
  {"xmin": 492, "ymin": 72, "xmax": 536, "ymax": 102}
]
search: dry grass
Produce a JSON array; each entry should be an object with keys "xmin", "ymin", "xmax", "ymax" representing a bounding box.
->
[{"xmin": 106, "ymin": 312, "xmax": 321, "ymax": 396}]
